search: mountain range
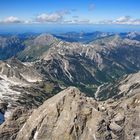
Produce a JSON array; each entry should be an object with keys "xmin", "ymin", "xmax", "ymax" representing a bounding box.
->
[{"xmin": 0, "ymin": 31, "xmax": 140, "ymax": 140}]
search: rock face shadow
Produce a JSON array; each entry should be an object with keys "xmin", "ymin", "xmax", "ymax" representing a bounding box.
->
[{"xmin": 0, "ymin": 112, "xmax": 4, "ymax": 124}]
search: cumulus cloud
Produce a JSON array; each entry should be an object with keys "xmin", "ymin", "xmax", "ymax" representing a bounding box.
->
[
  {"xmin": 116, "ymin": 16, "xmax": 131, "ymax": 22},
  {"xmin": 36, "ymin": 10, "xmax": 70, "ymax": 23},
  {"xmin": 1, "ymin": 16, "xmax": 22, "ymax": 23},
  {"xmin": 36, "ymin": 13, "xmax": 62, "ymax": 23},
  {"xmin": 0, "ymin": 16, "xmax": 33, "ymax": 24},
  {"xmin": 100, "ymin": 16, "xmax": 140, "ymax": 25}
]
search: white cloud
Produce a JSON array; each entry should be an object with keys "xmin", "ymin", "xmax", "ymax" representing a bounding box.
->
[
  {"xmin": 116, "ymin": 16, "xmax": 131, "ymax": 22},
  {"xmin": 2, "ymin": 16, "xmax": 22, "ymax": 23},
  {"xmin": 36, "ymin": 13, "xmax": 62, "ymax": 23},
  {"xmin": 100, "ymin": 16, "xmax": 140, "ymax": 25},
  {"xmin": 0, "ymin": 16, "xmax": 33, "ymax": 24},
  {"xmin": 36, "ymin": 10, "xmax": 70, "ymax": 23}
]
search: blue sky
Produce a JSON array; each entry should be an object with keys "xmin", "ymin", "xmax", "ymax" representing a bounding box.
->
[{"xmin": 0, "ymin": 0, "xmax": 140, "ymax": 25}]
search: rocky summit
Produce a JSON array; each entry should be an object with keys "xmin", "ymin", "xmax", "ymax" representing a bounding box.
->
[{"xmin": 0, "ymin": 83, "xmax": 139, "ymax": 140}]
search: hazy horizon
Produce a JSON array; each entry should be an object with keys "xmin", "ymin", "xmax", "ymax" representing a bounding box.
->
[{"xmin": 1, "ymin": 24, "xmax": 140, "ymax": 34}]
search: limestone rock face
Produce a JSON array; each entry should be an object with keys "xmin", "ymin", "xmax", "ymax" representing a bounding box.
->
[
  {"xmin": 16, "ymin": 87, "xmax": 101, "ymax": 140},
  {"xmin": 13, "ymin": 86, "xmax": 140, "ymax": 140}
]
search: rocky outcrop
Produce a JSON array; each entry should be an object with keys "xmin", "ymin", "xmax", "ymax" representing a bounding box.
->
[
  {"xmin": 3, "ymin": 86, "xmax": 137, "ymax": 140},
  {"xmin": 16, "ymin": 87, "xmax": 101, "ymax": 140}
]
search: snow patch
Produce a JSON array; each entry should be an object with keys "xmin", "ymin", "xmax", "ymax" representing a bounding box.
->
[{"xmin": 34, "ymin": 131, "xmax": 39, "ymax": 140}]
